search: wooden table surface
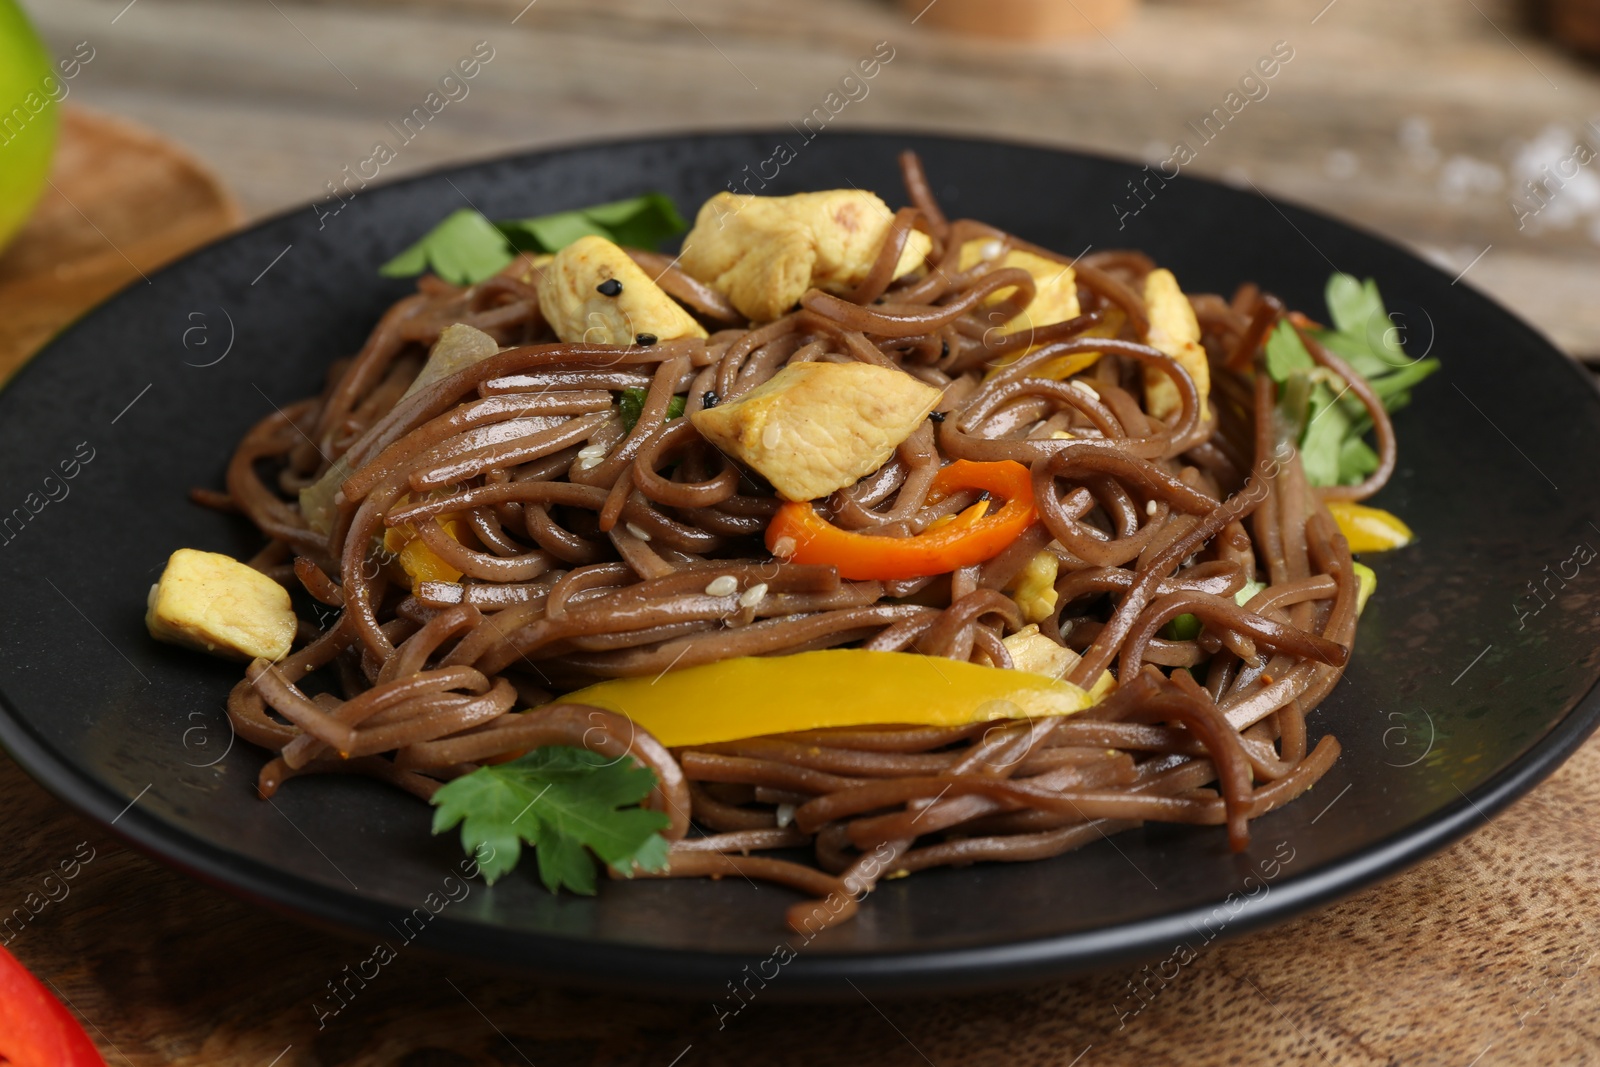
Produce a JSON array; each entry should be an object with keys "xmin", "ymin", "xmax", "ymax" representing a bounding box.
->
[
  {"xmin": 6, "ymin": 1, "xmax": 1600, "ymax": 1063},
  {"xmin": 13, "ymin": 735, "xmax": 1600, "ymax": 1067},
  {"xmin": 23, "ymin": 0, "xmax": 1600, "ymax": 362}
]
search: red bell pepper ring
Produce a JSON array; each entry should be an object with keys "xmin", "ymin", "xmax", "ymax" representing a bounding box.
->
[
  {"xmin": 0, "ymin": 944, "xmax": 107, "ymax": 1067},
  {"xmin": 765, "ymin": 459, "xmax": 1038, "ymax": 580}
]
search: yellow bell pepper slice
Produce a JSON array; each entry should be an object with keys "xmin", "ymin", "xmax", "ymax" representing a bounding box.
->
[
  {"xmin": 959, "ymin": 239, "xmax": 1113, "ymax": 380},
  {"xmin": 557, "ymin": 648, "xmax": 1104, "ymax": 748},
  {"xmin": 1327, "ymin": 500, "xmax": 1414, "ymax": 554},
  {"xmin": 383, "ymin": 513, "xmax": 469, "ymax": 585},
  {"xmin": 984, "ymin": 311, "xmax": 1125, "ymax": 387},
  {"xmin": 958, "ymin": 241, "xmax": 1079, "ymax": 339}
]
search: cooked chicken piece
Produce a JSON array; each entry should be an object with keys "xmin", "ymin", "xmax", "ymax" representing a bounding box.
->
[
  {"xmin": 1001, "ymin": 625, "xmax": 1116, "ymax": 700},
  {"xmin": 538, "ymin": 235, "xmax": 707, "ymax": 346},
  {"xmin": 1141, "ymin": 268, "xmax": 1210, "ymax": 422},
  {"xmin": 679, "ymin": 190, "xmax": 932, "ymax": 322},
  {"xmin": 1007, "ymin": 550, "xmax": 1059, "ymax": 624},
  {"xmin": 690, "ymin": 361, "xmax": 942, "ymax": 501},
  {"xmin": 146, "ymin": 548, "xmax": 297, "ymax": 661},
  {"xmin": 957, "ymin": 240, "xmax": 1080, "ymax": 341},
  {"xmin": 1001, "ymin": 624, "xmax": 1076, "ymax": 678}
]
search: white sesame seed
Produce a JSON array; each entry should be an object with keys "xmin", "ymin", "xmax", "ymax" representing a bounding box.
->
[
  {"xmin": 761, "ymin": 423, "xmax": 783, "ymax": 449},
  {"xmin": 1146, "ymin": 499, "xmax": 1159, "ymax": 517},
  {"xmin": 775, "ymin": 803, "xmax": 796, "ymax": 828},
  {"xmin": 705, "ymin": 574, "xmax": 738, "ymax": 597},
  {"xmin": 577, "ymin": 443, "xmax": 607, "ymax": 458},
  {"xmin": 1069, "ymin": 380, "xmax": 1097, "ymax": 396},
  {"xmin": 576, "ymin": 443, "xmax": 607, "ymax": 470},
  {"xmin": 624, "ymin": 522, "xmax": 652, "ymax": 542},
  {"xmin": 738, "ymin": 582, "xmax": 768, "ymax": 609},
  {"xmin": 772, "ymin": 536, "xmax": 797, "ymax": 559},
  {"xmin": 979, "ymin": 239, "xmax": 1004, "ymax": 260}
]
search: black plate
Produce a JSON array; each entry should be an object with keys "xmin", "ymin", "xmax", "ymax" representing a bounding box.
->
[{"xmin": 2, "ymin": 131, "xmax": 1598, "ymax": 998}]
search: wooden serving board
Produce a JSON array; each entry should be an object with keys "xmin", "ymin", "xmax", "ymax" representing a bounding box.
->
[
  {"xmin": 3, "ymin": 106, "xmax": 1600, "ymax": 1066},
  {"xmin": 0, "ymin": 106, "xmax": 243, "ymax": 382}
]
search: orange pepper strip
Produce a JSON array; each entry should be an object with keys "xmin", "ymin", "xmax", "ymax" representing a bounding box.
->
[{"xmin": 764, "ymin": 459, "xmax": 1038, "ymax": 581}]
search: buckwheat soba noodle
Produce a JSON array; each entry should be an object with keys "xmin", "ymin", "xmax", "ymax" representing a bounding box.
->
[{"xmin": 183, "ymin": 152, "xmax": 1395, "ymax": 933}]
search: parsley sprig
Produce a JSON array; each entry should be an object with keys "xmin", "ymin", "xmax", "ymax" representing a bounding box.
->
[
  {"xmin": 1266, "ymin": 273, "xmax": 1440, "ymax": 487},
  {"xmin": 430, "ymin": 745, "xmax": 671, "ymax": 893},
  {"xmin": 381, "ymin": 193, "xmax": 687, "ymax": 285}
]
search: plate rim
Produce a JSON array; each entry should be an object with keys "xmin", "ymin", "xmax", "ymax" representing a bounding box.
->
[
  {"xmin": 5, "ymin": 677, "xmax": 1596, "ymax": 995},
  {"xmin": 5, "ymin": 127, "xmax": 1599, "ymax": 996}
]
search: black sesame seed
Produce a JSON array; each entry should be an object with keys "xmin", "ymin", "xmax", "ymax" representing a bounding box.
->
[
  {"xmin": 597, "ymin": 278, "xmax": 623, "ymax": 297},
  {"xmin": 701, "ymin": 390, "xmax": 721, "ymax": 409},
  {"xmin": 635, "ymin": 332, "xmax": 658, "ymax": 346},
  {"xmin": 940, "ymin": 339, "xmax": 950, "ymax": 359},
  {"xmin": 929, "ymin": 410, "xmax": 947, "ymax": 424}
]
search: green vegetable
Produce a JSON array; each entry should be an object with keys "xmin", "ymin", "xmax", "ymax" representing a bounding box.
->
[
  {"xmin": 1324, "ymin": 274, "xmax": 1408, "ymax": 368},
  {"xmin": 1234, "ymin": 579, "xmax": 1267, "ymax": 606},
  {"xmin": 498, "ymin": 193, "xmax": 686, "ymax": 257},
  {"xmin": 1264, "ymin": 274, "xmax": 1440, "ymax": 488},
  {"xmin": 430, "ymin": 745, "xmax": 671, "ymax": 893},
  {"xmin": 379, "ymin": 208, "xmax": 517, "ymax": 286},
  {"xmin": 1300, "ymin": 381, "xmax": 1350, "ymax": 488},
  {"xmin": 1352, "ymin": 561, "xmax": 1377, "ymax": 614},
  {"xmin": 618, "ymin": 388, "xmax": 687, "ymax": 432},
  {"xmin": 380, "ymin": 194, "xmax": 688, "ymax": 286},
  {"xmin": 1265, "ymin": 320, "xmax": 1314, "ymax": 381},
  {"xmin": 1161, "ymin": 579, "xmax": 1269, "ymax": 641},
  {"xmin": 1161, "ymin": 613, "xmax": 1203, "ymax": 641},
  {"xmin": 1364, "ymin": 355, "xmax": 1439, "ymax": 406},
  {"xmin": 1338, "ymin": 436, "xmax": 1380, "ymax": 485}
]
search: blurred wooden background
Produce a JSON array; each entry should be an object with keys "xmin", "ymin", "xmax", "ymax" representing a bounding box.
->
[{"xmin": 22, "ymin": 0, "xmax": 1600, "ymax": 359}]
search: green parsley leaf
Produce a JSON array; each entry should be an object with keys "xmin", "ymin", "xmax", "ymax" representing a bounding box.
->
[
  {"xmin": 499, "ymin": 193, "xmax": 687, "ymax": 255},
  {"xmin": 1383, "ymin": 389, "xmax": 1414, "ymax": 415},
  {"xmin": 1325, "ymin": 273, "xmax": 1406, "ymax": 366},
  {"xmin": 618, "ymin": 388, "xmax": 687, "ymax": 432},
  {"xmin": 381, "ymin": 194, "xmax": 687, "ymax": 286},
  {"xmin": 1367, "ymin": 356, "xmax": 1441, "ymax": 403},
  {"xmin": 429, "ymin": 745, "xmax": 671, "ymax": 894},
  {"xmin": 380, "ymin": 208, "xmax": 517, "ymax": 285},
  {"xmin": 1324, "ymin": 272, "xmax": 1377, "ymax": 337},
  {"xmin": 1265, "ymin": 320, "xmax": 1315, "ymax": 382},
  {"xmin": 1272, "ymin": 274, "xmax": 1440, "ymax": 488},
  {"xmin": 1275, "ymin": 368, "xmax": 1313, "ymax": 441},
  {"xmin": 1300, "ymin": 381, "xmax": 1350, "ymax": 488},
  {"xmin": 1310, "ymin": 326, "xmax": 1392, "ymax": 380},
  {"xmin": 1337, "ymin": 435, "xmax": 1381, "ymax": 485}
]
